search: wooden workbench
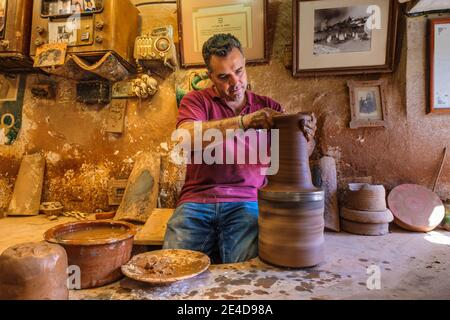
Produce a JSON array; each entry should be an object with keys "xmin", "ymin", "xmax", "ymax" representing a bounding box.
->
[
  {"xmin": 134, "ymin": 208, "xmax": 174, "ymax": 245},
  {"xmin": 0, "ymin": 208, "xmax": 174, "ymax": 253}
]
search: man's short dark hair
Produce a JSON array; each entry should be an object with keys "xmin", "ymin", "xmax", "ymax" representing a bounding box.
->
[{"xmin": 202, "ymin": 34, "xmax": 244, "ymax": 71}]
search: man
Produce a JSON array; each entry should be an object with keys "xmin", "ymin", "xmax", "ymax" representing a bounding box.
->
[{"xmin": 163, "ymin": 34, "xmax": 316, "ymax": 263}]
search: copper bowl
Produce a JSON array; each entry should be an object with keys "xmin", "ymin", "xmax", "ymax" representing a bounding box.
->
[{"xmin": 44, "ymin": 220, "xmax": 136, "ymax": 289}]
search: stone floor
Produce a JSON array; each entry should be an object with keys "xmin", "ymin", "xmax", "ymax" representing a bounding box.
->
[{"xmin": 1, "ymin": 216, "xmax": 449, "ymax": 300}]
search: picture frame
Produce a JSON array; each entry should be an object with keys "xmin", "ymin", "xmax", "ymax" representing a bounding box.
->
[
  {"xmin": 58, "ymin": 0, "xmax": 72, "ymax": 15},
  {"xmin": 177, "ymin": 0, "xmax": 268, "ymax": 67},
  {"xmin": 41, "ymin": 0, "xmax": 103, "ymax": 17},
  {"xmin": 83, "ymin": 0, "xmax": 96, "ymax": 12},
  {"xmin": 48, "ymin": 20, "xmax": 78, "ymax": 46},
  {"xmin": 347, "ymin": 79, "xmax": 388, "ymax": 129},
  {"xmin": 293, "ymin": 0, "xmax": 399, "ymax": 77},
  {"xmin": 0, "ymin": 0, "xmax": 6, "ymax": 39},
  {"xmin": 428, "ymin": 17, "xmax": 450, "ymax": 114},
  {"xmin": 33, "ymin": 43, "xmax": 67, "ymax": 68},
  {"xmin": 71, "ymin": 0, "xmax": 84, "ymax": 14},
  {"xmin": 0, "ymin": 74, "xmax": 19, "ymax": 102}
]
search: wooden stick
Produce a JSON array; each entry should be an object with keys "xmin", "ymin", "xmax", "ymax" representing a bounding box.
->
[{"xmin": 433, "ymin": 147, "xmax": 448, "ymax": 192}]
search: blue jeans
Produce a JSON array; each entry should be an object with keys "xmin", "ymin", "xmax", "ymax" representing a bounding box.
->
[{"xmin": 163, "ymin": 202, "xmax": 259, "ymax": 263}]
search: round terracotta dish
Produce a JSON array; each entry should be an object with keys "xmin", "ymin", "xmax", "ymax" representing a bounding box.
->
[
  {"xmin": 121, "ymin": 249, "xmax": 210, "ymax": 285},
  {"xmin": 44, "ymin": 220, "xmax": 136, "ymax": 289},
  {"xmin": 388, "ymin": 184, "xmax": 445, "ymax": 232}
]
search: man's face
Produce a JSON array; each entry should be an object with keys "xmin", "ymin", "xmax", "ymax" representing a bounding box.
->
[{"xmin": 208, "ymin": 47, "xmax": 248, "ymax": 103}]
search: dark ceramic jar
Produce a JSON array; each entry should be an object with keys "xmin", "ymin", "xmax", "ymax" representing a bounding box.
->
[{"xmin": 258, "ymin": 113, "xmax": 325, "ymax": 268}]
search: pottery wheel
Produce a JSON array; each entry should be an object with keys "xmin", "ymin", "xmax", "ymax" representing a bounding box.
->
[
  {"xmin": 121, "ymin": 249, "xmax": 210, "ymax": 285},
  {"xmin": 387, "ymin": 184, "xmax": 445, "ymax": 232}
]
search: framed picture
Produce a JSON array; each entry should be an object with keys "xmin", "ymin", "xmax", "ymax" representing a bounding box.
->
[
  {"xmin": 58, "ymin": 0, "xmax": 72, "ymax": 15},
  {"xmin": 293, "ymin": 0, "xmax": 399, "ymax": 76},
  {"xmin": 83, "ymin": 0, "xmax": 96, "ymax": 12},
  {"xmin": 428, "ymin": 18, "xmax": 450, "ymax": 114},
  {"xmin": 347, "ymin": 79, "xmax": 388, "ymax": 129},
  {"xmin": 71, "ymin": 0, "xmax": 84, "ymax": 13},
  {"xmin": 0, "ymin": 74, "xmax": 19, "ymax": 102},
  {"xmin": 177, "ymin": 0, "xmax": 268, "ymax": 67},
  {"xmin": 33, "ymin": 43, "xmax": 67, "ymax": 68},
  {"xmin": 0, "ymin": 0, "xmax": 6, "ymax": 39},
  {"xmin": 48, "ymin": 20, "xmax": 78, "ymax": 46}
]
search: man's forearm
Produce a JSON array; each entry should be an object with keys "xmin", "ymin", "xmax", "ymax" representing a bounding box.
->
[
  {"xmin": 178, "ymin": 117, "xmax": 242, "ymax": 150},
  {"xmin": 178, "ymin": 115, "xmax": 316, "ymax": 154}
]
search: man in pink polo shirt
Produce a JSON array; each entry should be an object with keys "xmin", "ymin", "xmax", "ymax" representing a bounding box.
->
[{"xmin": 163, "ymin": 34, "xmax": 316, "ymax": 263}]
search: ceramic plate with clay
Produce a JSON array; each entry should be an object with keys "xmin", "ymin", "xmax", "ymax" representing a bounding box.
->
[
  {"xmin": 121, "ymin": 249, "xmax": 210, "ymax": 285},
  {"xmin": 388, "ymin": 184, "xmax": 445, "ymax": 232}
]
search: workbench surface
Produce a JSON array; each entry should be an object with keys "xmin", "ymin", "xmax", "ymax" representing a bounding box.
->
[{"xmin": 1, "ymin": 215, "xmax": 450, "ymax": 300}]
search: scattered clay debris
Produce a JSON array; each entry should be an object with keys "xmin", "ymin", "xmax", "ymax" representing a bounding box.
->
[
  {"xmin": 62, "ymin": 211, "xmax": 88, "ymax": 220},
  {"xmin": 255, "ymin": 276, "xmax": 279, "ymax": 289},
  {"xmin": 135, "ymin": 255, "xmax": 175, "ymax": 276},
  {"xmin": 253, "ymin": 289, "xmax": 269, "ymax": 295}
]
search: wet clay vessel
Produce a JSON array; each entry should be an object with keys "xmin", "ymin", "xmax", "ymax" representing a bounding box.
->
[
  {"xmin": 258, "ymin": 113, "xmax": 325, "ymax": 268},
  {"xmin": 0, "ymin": 241, "xmax": 68, "ymax": 300},
  {"xmin": 44, "ymin": 220, "xmax": 136, "ymax": 289}
]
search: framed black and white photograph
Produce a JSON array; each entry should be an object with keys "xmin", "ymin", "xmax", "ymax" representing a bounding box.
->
[
  {"xmin": 177, "ymin": 0, "xmax": 268, "ymax": 67},
  {"xmin": 293, "ymin": 0, "xmax": 399, "ymax": 76},
  {"xmin": 48, "ymin": 20, "xmax": 77, "ymax": 46},
  {"xmin": 428, "ymin": 17, "xmax": 450, "ymax": 114},
  {"xmin": 347, "ymin": 79, "xmax": 388, "ymax": 129}
]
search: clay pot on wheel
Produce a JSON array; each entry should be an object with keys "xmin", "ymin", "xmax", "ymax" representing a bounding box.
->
[{"xmin": 258, "ymin": 113, "xmax": 325, "ymax": 268}]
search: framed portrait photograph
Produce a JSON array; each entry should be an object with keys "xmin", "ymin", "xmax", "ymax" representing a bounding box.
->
[
  {"xmin": 177, "ymin": 0, "xmax": 268, "ymax": 67},
  {"xmin": 0, "ymin": 0, "xmax": 6, "ymax": 39},
  {"xmin": 428, "ymin": 18, "xmax": 450, "ymax": 114},
  {"xmin": 293, "ymin": 0, "xmax": 399, "ymax": 76},
  {"xmin": 71, "ymin": 0, "xmax": 84, "ymax": 13},
  {"xmin": 347, "ymin": 79, "xmax": 388, "ymax": 129},
  {"xmin": 33, "ymin": 43, "xmax": 67, "ymax": 68},
  {"xmin": 83, "ymin": 0, "xmax": 96, "ymax": 12}
]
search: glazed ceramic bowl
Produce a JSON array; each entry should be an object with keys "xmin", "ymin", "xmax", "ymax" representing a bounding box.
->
[{"xmin": 44, "ymin": 220, "xmax": 136, "ymax": 289}]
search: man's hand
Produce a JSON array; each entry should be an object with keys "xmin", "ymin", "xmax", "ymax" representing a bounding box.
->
[
  {"xmin": 242, "ymin": 108, "xmax": 283, "ymax": 130},
  {"xmin": 299, "ymin": 113, "xmax": 317, "ymax": 142}
]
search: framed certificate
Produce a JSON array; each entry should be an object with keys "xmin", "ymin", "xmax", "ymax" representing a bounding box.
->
[
  {"xmin": 177, "ymin": 0, "xmax": 268, "ymax": 67},
  {"xmin": 428, "ymin": 17, "xmax": 450, "ymax": 113}
]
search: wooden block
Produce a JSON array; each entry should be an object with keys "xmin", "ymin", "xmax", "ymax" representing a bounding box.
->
[
  {"xmin": 114, "ymin": 153, "xmax": 161, "ymax": 224},
  {"xmin": 106, "ymin": 99, "xmax": 127, "ymax": 134},
  {"xmin": 7, "ymin": 154, "xmax": 45, "ymax": 216},
  {"xmin": 134, "ymin": 208, "xmax": 175, "ymax": 245},
  {"xmin": 319, "ymin": 156, "xmax": 340, "ymax": 232}
]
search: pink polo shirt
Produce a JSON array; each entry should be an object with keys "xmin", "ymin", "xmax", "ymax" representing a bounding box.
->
[{"xmin": 176, "ymin": 87, "xmax": 283, "ymax": 205}]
